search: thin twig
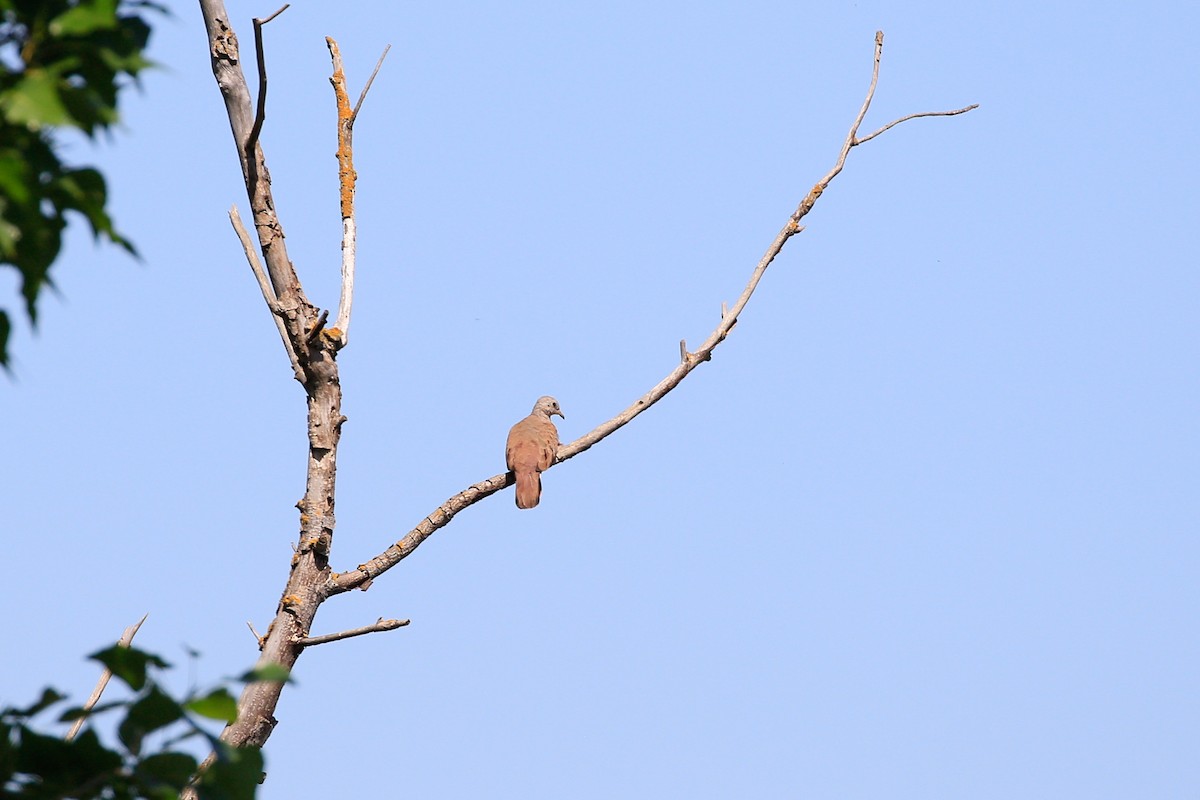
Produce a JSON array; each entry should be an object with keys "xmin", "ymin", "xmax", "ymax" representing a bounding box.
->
[
  {"xmin": 855, "ymin": 104, "xmax": 979, "ymax": 145},
  {"xmin": 329, "ymin": 29, "xmax": 977, "ymax": 595},
  {"xmin": 259, "ymin": 4, "xmax": 290, "ymax": 25},
  {"xmin": 246, "ymin": 620, "xmax": 265, "ymax": 647},
  {"xmin": 295, "ymin": 618, "xmax": 409, "ymax": 647},
  {"xmin": 230, "ymin": 205, "xmax": 305, "ymax": 382},
  {"xmin": 245, "ymin": 4, "xmax": 289, "ymax": 161},
  {"xmin": 351, "ymin": 44, "xmax": 391, "ymax": 125},
  {"xmin": 65, "ymin": 614, "xmax": 149, "ymax": 741}
]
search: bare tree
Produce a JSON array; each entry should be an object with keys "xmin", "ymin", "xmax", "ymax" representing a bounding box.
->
[{"xmin": 197, "ymin": 0, "xmax": 975, "ymax": 773}]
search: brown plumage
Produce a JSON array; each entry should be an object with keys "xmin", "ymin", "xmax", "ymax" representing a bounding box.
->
[{"xmin": 505, "ymin": 396, "xmax": 564, "ymax": 509}]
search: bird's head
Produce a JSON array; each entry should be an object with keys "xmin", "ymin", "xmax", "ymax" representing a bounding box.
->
[{"xmin": 533, "ymin": 395, "xmax": 564, "ymax": 419}]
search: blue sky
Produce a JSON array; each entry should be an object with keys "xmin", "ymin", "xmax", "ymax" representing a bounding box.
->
[{"xmin": 3, "ymin": 1, "xmax": 1198, "ymax": 798}]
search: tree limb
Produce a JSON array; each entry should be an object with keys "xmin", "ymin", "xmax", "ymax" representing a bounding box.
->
[{"xmin": 329, "ymin": 29, "xmax": 977, "ymax": 595}]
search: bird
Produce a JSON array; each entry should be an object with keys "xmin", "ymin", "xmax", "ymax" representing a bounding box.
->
[{"xmin": 505, "ymin": 396, "xmax": 564, "ymax": 509}]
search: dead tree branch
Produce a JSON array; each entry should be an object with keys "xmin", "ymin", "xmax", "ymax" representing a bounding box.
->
[
  {"xmin": 326, "ymin": 40, "xmax": 388, "ymax": 347},
  {"xmin": 294, "ymin": 617, "xmax": 409, "ymax": 647},
  {"xmin": 330, "ymin": 29, "xmax": 976, "ymax": 595},
  {"xmin": 324, "ymin": 38, "xmax": 372, "ymax": 347},
  {"xmin": 198, "ymin": 3, "xmax": 972, "ymax": 775},
  {"xmin": 229, "ymin": 205, "xmax": 304, "ymax": 382},
  {"xmin": 64, "ymin": 614, "xmax": 148, "ymax": 741},
  {"xmin": 856, "ymin": 104, "xmax": 978, "ymax": 145}
]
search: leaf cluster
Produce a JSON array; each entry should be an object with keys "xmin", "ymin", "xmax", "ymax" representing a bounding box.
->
[
  {"xmin": 0, "ymin": 0, "xmax": 163, "ymax": 369},
  {"xmin": 0, "ymin": 645, "xmax": 288, "ymax": 800}
]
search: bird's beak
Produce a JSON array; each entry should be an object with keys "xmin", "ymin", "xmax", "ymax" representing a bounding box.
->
[{"xmin": 556, "ymin": 410, "xmax": 565, "ymax": 419}]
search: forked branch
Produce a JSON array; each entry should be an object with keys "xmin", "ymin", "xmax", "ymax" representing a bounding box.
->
[
  {"xmin": 327, "ymin": 39, "xmax": 389, "ymax": 347},
  {"xmin": 330, "ymin": 29, "xmax": 977, "ymax": 595}
]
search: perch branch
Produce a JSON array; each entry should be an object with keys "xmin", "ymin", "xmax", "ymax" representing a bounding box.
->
[
  {"xmin": 64, "ymin": 614, "xmax": 148, "ymax": 741},
  {"xmin": 230, "ymin": 205, "xmax": 304, "ymax": 382},
  {"xmin": 329, "ymin": 29, "xmax": 977, "ymax": 595},
  {"xmin": 294, "ymin": 617, "xmax": 409, "ymax": 647}
]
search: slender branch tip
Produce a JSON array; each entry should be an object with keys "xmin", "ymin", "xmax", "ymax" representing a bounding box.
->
[
  {"xmin": 65, "ymin": 615, "xmax": 148, "ymax": 741},
  {"xmin": 351, "ymin": 44, "xmax": 392, "ymax": 123},
  {"xmin": 256, "ymin": 4, "xmax": 290, "ymax": 25}
]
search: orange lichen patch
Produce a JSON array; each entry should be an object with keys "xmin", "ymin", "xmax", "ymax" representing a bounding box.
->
[
  {"xmin": 338, "ymin": 170, "xmax": 356, "ymax": 216},
  {"xmin": 327, "ymin": 37, "xmax": 357, "ymax": 218}
]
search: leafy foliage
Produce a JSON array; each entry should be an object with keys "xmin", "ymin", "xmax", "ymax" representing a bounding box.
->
[
  {"xmin": 0, "ymin": 0, "xmax": 162, "ymax": 369},
  {"xmin": 0, "ymin": 645, "xmax": 286, "ymax": 799}
]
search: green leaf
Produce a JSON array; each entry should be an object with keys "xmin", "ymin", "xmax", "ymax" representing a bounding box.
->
[
  {"xmin": 89, "ymin": 645, "xmax": 171, "ymax": 691},
  {"xmin": 57, "ymin": 699, "xmax": 128, "ymax": 723},
  {"xmin": 0, "ymin": 70, "xmax": 75, "ymax": 129},
  {"xmin": 6, "ymin": 687, "xmax": 67, "ymax": 719},
  {"xmin": 51, "ymin": 167, "xmax": 110, "ymax": 233},
  {"xmin": 236, "ymin": 662, "xmax": 293, "ymax": 684},
  {"xmin": 0, "ymin": 208, "xmax": 20, "ymax": 261},
  {"xmin": 118, "ymin": 686, "xmax": 184, "ymax": 755},
  {"xmin": 17, "ymin": 222, "xmax": 62, "ymax": 323},
  {"xmin": 135, "ymin": 750, "xmax": 199, "ymax": 790},
  {"xmin": 14, "ymin": 727, "xmax": 123, "ymax": 796},
  {"xmin": 50, "ymin": 0, "xmax": 121, "ymax": 36},
  {"xmin": 0, "ymin": 152, "xmax": 33, "ymax": 204},
  {"xmin": 0, "ymin": 0, "xmax": 161, "ymax": 368},
  {"xmin": 185, "ymin": 689, "xmax": 239, "ymax": 724},
  {"xmin": 200, "ymin": 745, "xmax": 264, "ymax": 800}
]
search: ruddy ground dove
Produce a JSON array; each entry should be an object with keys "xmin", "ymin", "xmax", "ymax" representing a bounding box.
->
[{"xmin": 505, "ymin": 395, "xmax": 564, "ymax": 509}]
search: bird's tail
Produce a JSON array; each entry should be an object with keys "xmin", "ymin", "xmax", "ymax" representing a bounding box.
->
[{"xmin": 515, "ymin": 470, "xmax": 541, "ymax": 509}]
